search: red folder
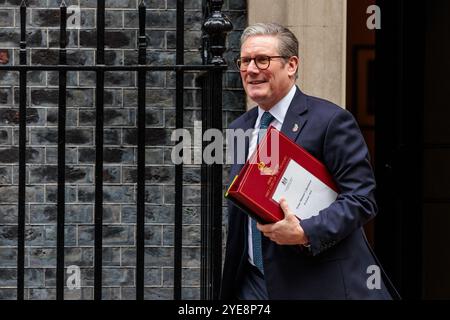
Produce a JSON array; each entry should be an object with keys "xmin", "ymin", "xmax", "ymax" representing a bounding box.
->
[{"xmin": 225, "ymin": 126, "xmax": 339, "ymax": 224}]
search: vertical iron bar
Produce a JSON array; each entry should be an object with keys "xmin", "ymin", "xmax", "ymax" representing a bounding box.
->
[
  {"xmin": 94, "ymin": 0, "xmax": 105, "ymax": 301},
  {"xmin": 136, "ymin": 0, "xmax": 147, "ymax": 300},
  {"xmin": 201, "ymin": 70, "xmax": 223, "ymax": 300},
  {"xmin": 17, "ymin": 0, "xmax": 27, "ymax": 301},
  {"xmin": 209, "ymin": 69, "xmax": 223, "ymax": 300},
  {"xmin": 200, "ymin": 74, "xmax": 208, "ymax": 300},
  {"xmin": 200, "ymin": 2, "xmax": 210, "ymax": 299},
  {"xmin": 174, "ymin": 0, "xmax": 184, "ymax": 301},
  {"xmin": 56, "ymin": 1, "xmax": 67, "ymax": 300},
  {"xmin": 200, "ymin": 0, "xmax": 231, "ymax": 300}
]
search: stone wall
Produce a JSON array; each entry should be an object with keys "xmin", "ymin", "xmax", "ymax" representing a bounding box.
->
[{"xmin": 0, "ymin": 0, "xmax": 247, "ymax": 300}]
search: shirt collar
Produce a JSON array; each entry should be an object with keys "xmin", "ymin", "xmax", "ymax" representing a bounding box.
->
[{"xmin": 257, "ymin": 84, "xmax": 297, "ymax": 124}]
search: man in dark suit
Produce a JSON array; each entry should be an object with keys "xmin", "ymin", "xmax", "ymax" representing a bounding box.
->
[{"xmin": 221, "ymin": 22, "xmax": 396, "ymax": 299}]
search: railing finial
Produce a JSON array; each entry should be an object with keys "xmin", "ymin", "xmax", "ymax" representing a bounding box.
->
[{"xmin": 202, "ymin": 0, "xmax": 233, "ymax": 65}]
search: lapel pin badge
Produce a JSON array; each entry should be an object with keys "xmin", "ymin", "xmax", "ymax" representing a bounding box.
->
[{"xmin": 292, "ymin": 123, "xmax": 299, "ymax": 132}]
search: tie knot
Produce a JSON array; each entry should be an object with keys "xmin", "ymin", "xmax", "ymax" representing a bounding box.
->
[{"xmin": 260, "ymin": 112, "xmax": 274, "ymax": 129}]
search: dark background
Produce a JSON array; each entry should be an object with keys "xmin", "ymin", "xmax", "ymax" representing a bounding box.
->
[{"xmin": 347, "ymin": 0, "xmax": 450, "ymax": 299}]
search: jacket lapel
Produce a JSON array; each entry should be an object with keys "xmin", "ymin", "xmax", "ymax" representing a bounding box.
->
[
  {"xmin": 280, "ymin": 87, "xmax": 308, "ymax": 143},
  {"xmin": 243, "ymin": 107, "xmax": 258, "ymax": 160},
  {"xmin": 230, "ymin": 107, "xmax": 258, "ymax": 238},
  {"xmin": 231, "ymin": 107, "xmax": 258, "ymax": 176}
]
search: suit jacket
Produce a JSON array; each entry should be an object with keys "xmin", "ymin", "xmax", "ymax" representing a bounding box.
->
[{"xmin": 221, "ymin": 87, "xmax": 393, "ymax": 300}]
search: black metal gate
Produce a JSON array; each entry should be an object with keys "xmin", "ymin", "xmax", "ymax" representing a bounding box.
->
[{"xmin": 0, "ymin": 0, "xmax": 232, "ymax": 300}]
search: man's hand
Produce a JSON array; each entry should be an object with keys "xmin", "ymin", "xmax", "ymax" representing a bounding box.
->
[{"xmin": 257, "ymin": 198, "xmax": 309, "ymax": 245}]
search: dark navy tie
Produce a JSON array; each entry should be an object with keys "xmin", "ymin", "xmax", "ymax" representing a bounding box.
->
[{"xmin": 251, "ymin": 111, "xmax": 274, "ymax": 273}]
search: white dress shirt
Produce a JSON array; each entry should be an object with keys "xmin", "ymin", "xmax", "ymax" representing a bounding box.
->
[{"xmin": 247, "ymin": 84, "xmax": 297, "ymax": 266}]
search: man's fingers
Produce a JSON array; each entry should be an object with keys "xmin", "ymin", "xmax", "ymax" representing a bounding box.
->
[
  {"xmin": 280, "ymin": 198, "xmax": 292, "ymax": 217},
  {"xmin": 257, "ymin": 222, "xmax": 270, "ymax": 232},
  {"xmin": 280, "ymin": 198, "xmax": 288, "ymax": 209}
]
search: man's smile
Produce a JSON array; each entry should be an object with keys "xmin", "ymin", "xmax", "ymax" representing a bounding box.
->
[{"xmin": 247, "ymin": 80, "xmax": 267, "ymax": 85}]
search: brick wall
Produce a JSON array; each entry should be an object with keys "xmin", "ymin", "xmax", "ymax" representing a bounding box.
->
[{"xmin": 0, "ymin": 0, "xmax": 247, "ymax": 300}]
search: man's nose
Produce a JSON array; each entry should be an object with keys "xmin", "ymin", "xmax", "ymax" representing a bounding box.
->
[{"xmin": 246, "ymin": 59, "xmax": 260, "ymax": 74}]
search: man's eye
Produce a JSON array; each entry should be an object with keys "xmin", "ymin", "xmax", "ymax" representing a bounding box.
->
[
  {"xmin": 256, "ymin": 56, "xmax": 269, "ymax": 64},
  {"xmin": 241, "ymin": 58, "xmax": 251, "ymax": 64}
]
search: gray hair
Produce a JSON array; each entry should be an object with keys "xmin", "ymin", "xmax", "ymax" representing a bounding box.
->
[{"xmin": 240, "ymin": 22, "xmax": 299, "ymax": 58}]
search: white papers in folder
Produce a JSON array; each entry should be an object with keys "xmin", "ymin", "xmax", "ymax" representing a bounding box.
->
[{"xmin": 272, "ymin": 159, "xmax": 338, "ymax": 220}]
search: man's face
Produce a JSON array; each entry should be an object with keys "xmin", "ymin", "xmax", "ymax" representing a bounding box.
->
[{"xmin": 239, "ymin": 35, "xmax": 298, "ymax": 110}]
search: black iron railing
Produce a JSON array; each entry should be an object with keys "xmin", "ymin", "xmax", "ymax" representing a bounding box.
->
[{"xmin": 0, "ymin": 0, "xmax": 232, "ymax": 300}]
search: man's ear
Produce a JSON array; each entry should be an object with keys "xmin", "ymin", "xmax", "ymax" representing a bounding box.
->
[{"xmin": 287, "ymin": 56, "xmax": 299, "ymax": 78}]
